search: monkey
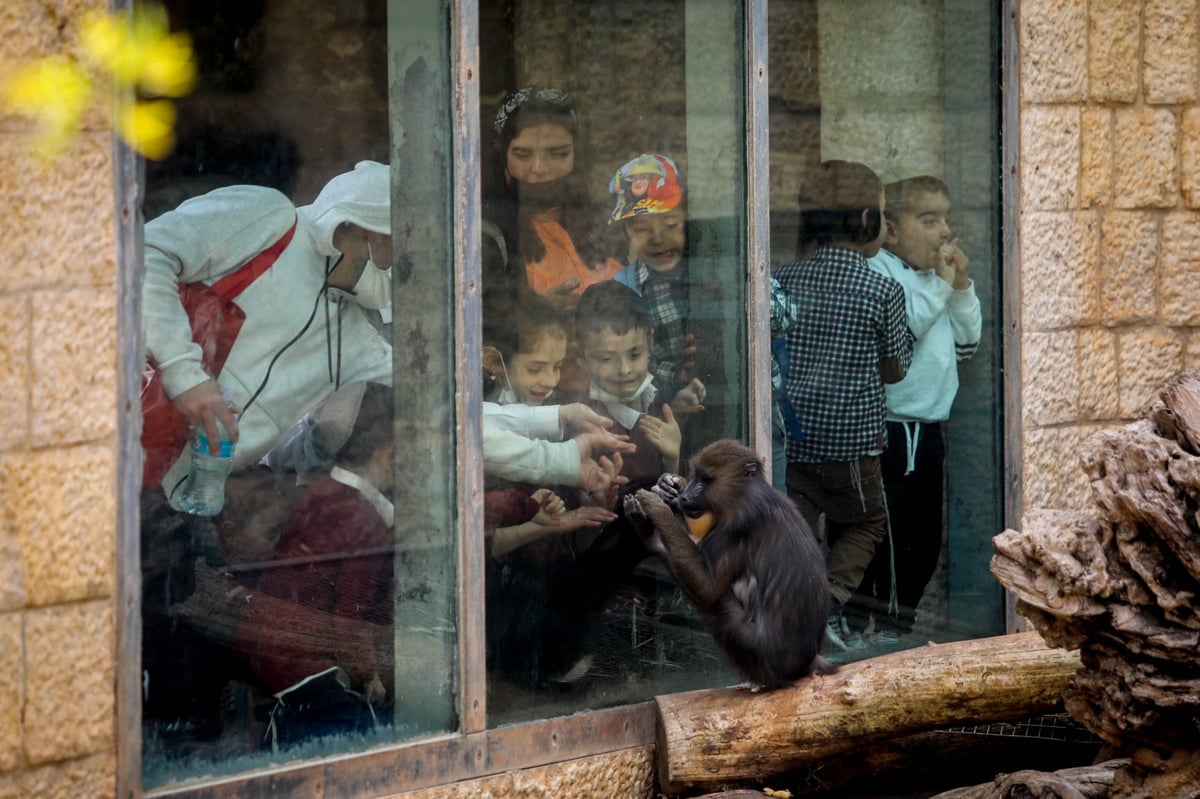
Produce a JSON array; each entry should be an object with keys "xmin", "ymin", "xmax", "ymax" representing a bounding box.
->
[{"xmin": 623, "ymin": 439, "xmax": 836, "ymax": 689}]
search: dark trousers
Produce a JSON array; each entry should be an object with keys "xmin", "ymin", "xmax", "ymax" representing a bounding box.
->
[
  {"xmin": 786, "ymin": 454, "xmax": 888, "ymax": 607},
  {"xmin": 848, "ymin": 421, "xmax": 946, "ymax": 634}
]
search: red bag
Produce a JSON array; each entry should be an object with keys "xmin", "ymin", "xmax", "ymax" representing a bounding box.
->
[{"xmin": 141, "ymin": 221, "xmax": 297, "ymax": 488}]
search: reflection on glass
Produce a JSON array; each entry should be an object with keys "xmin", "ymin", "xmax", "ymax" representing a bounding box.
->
[
  {"xmin": 479, "ymin": 0, "xmax": 747, "ymax": 726},
  {"xmin": 132, "ymin": 0, "xmax": 1005, "ymax": 787},
  {"xmin": 767, "ymin": 0, "xmax": 1004, "ymax": 660},
  {"xmin": 138, "ymin": 0, "xmax": 455, "ymax": 787}
]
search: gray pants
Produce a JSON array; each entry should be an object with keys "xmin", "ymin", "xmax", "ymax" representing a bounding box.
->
[{"xmin": 786, "ymin": 455, "xmax": 888, "ymax": 606}]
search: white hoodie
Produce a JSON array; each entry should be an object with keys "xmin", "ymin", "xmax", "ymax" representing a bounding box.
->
[
  {"xmin": 143, "ymin": 162, "xmax": 394, "ymax": 502},
  {"xmin": 866, "ymin": 247, "xmax": 982, "ymax": 423}
]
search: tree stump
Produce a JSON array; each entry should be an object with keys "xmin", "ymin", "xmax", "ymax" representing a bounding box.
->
[{"xmin": 990, "ymin": 369, "xmax": 1200, "ymax": 797}]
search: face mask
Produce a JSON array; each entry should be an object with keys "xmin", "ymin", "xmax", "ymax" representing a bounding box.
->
[
  {"xmin": 589, "ymin": 374, "xmax": 657, "ymax": 429},
  {"xmin": 514, "ymin": 176, "xmax": 571, "ymax": 210},
  {"xmin": 366, "ymin": 237, "xmax": 381, "ymax": 272},
  {"xmin": 620, "ymin": 373, "xmax": 656, "ymax": 405}
]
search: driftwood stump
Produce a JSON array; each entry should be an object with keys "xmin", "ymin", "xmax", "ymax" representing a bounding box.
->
[
  {"xmin": 929, "ymin": 759, "xmax": 1125, "ymax": 799},
  {"xmin": 989, "ymin": 369, "xmax": 1200, "ymax": 798}
]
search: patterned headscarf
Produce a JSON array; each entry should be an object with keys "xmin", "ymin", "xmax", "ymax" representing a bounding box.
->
[{"xmin": 492, "ymin": 86, "xmax": 577, "ymax": 143}]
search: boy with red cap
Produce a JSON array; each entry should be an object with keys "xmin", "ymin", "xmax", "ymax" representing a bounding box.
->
[{"xmin": 609, "ymin": 153, "xmax": 698, "ymax": 401}]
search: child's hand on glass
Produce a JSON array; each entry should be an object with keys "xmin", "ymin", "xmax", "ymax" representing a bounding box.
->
[
  {"xmin": 364, "ymin": 674, "xmax": 387, "ymax": 706},
  {"xmin": 579, "ymin": 452, "xmax": 627, "ymax": 507},
  {"xmin": 639, "ymin": 404, "xmax": 682, "ymax": 473},
  {"xmin": 559, "ymin": 402, "xmax": 614, "ymax": 435},
  {"xmin": 670, "ymin": 378, "xmax": 707, "ymax": 417},
  {"xmin": 530, "ymin": 488, "xmax": 566, "ymax": 526},
  {"xmin": 553, "ymin": 504, "xmax": 618, "ymax": 532},
  {"xmin": 672, "ymin": 333, "xmax": 700, "ymax": 385},
  {"xmin": 543, "ymin": 277, "xmax": 582, "ymax": 314}
]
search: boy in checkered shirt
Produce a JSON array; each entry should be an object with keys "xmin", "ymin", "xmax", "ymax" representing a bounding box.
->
[{"xmin": 775, "ymin": 160, "xmax": 913, "ymax": 653}]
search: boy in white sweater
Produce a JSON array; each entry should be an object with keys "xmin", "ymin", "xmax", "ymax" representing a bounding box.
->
[{"xmin": 847, "ymin": 174, "xmax": 982, "ymax": 646}]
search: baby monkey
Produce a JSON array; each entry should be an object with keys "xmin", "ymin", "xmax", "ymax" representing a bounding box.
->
[{"xmin": 624, "ymin": 439, "xmax": 835, "ymax": 689}]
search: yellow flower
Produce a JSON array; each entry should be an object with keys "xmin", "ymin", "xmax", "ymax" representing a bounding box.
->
[
  {"xmin": 118, "ymin": 98, "xmax": 176, "ymax": 160},
  {"xmin": 140, "ymin": 30, "xmax": 196, "ymax": 97},
  {"xmin": 81, "ymin": 4, "xmax": 196, "ymax": 98},
  {"xmin": 2, "ymin": 2, "xmax": 194, "ymax": 161},
  {"xmin": 1, "ymin": 57, "xmax": 93, "ymax": 158}
]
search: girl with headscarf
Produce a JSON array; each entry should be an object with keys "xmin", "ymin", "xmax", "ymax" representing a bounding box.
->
[{"xmin": 482, "ymin": 86, "xmax": 621, "ymax": 315}]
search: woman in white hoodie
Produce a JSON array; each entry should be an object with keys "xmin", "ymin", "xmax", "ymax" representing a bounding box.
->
[{"xmin": 143, "ymin": 161, "xmax": 395, "ymax": 506}]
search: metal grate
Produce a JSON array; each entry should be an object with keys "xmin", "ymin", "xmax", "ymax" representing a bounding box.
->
[{"xmin": 939, "ymin": 713, "xmax": 1102, "ymax": 744}]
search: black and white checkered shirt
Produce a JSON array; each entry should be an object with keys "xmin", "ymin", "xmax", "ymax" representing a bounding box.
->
[
  {"xmin": 627, "ymin": 261, "xmax": 690, "ymax": 390},
  {"xmin": 776, "ymin": 245, "xmax": 913, "ymax": 463}
]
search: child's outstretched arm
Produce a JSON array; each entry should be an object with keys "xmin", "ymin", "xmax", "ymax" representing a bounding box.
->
[
  {"xmin": 580, "ymin": 452, "xmax": 627, "ymax": 510},
  {"xmin": 492, "ymin": 488, "xmax": 614, "ymax": 557},
  {"xmin": 558, "ymin": 402, "xmax": 615, "ymax": 436},
  {"xmin": 492, "ymin": 488, "xmax": 566, "ymax": 557}
]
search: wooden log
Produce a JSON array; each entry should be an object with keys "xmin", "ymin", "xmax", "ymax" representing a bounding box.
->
[
  {"xmin": 928, "ymin": 759, "xmax": 1125, "ymax": 799},
  {"xmin": 653, "ymin": 632, "xmax": 1080, "ymax": 794}
]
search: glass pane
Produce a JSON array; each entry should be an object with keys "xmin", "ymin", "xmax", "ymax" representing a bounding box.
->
[
  {"xmin": 768, "ymin": 0, "xmax": 1004, "ymax": 661},
  {"xmin": 138, "ymin": 0, "xmax": 457, "ymax": 786},
  {"xmin": 479, "ymin": 0, "xmax": 750, "ymax": 726}
]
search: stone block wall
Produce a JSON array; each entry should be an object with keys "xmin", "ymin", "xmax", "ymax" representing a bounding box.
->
[
  {"xmin": 1019, "ymin": 0, "xmax": 1200, "ymax": 514},
  {"xmin": 0, "ymin": 0, "xmax": 119, "ymax": 797}
]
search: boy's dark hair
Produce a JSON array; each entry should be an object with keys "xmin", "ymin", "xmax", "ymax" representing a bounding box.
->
[
  {"xmin": 482, "ymin": 292, "xmax": 568, "ymax": 360},
  {"xmin": 883, "ymin": 175, "xmax": 950, "ymax": 221},
  {"xmin": 336, "ymin": 383, "xmax": 394, "ymax": 469},
  {"xmin": 796, "ymin": 160, "xmax": 884, "ymax": 249},
  {"xmin": 575, "ymin": 280, "xmax": 652, "ymax": 347}
]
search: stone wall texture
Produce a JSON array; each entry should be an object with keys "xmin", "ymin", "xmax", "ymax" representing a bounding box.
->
[
  {"xmin": 384, "ymin": 746, "xmax": 655, "ymax": 799},
  {"xmin": 2, "ymin": 1, "xmax": 1195, "ymax": 797},
  {"xmin": 0, "ymin": 0, "xmax": 119, "ymax": 797},
  {"xmin": 1019, "ymin": 0, "xmax": 1200, "ymax": 514}
]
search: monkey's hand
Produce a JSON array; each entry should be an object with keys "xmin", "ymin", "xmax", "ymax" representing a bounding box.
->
[
  {"xmin": 628, "ymin": 488, "xmax": 721, "ymax": 608},
  {"xmin": 622, "ymin": 490, "xmax": 667, "ymax": 559},
  {"xmin": 653, "ymin": 472, "xmax": 687, "ymax": 506},
  {"xmin": 622, "ymin": 491, "xmax": 648, "ymax": 524}
]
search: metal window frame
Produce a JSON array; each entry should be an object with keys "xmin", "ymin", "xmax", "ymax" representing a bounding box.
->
[
  {"xmin": 115, "ymin": 0, "xmax": 770, "ymax": 796},
  {"xmin": 1001, "ymin": 0, "xmax": 1023, "ymax": 632}
]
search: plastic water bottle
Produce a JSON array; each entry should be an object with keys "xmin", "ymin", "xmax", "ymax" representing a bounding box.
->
[{"xmin": 178, "ymin": 390, "xmax": 236, "ymax": 516}]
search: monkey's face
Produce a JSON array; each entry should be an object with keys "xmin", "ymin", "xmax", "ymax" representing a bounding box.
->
[
  {"xmin": 674, "ymin": 471, "xmax": 716, "ymax": 542},
  {"xmin": 675, "ymin": 469, "xmax": 711, "ymax": 518},
  {"xmin": 673, "ymin": 440, "xmax": 766, "ymax": 539}
]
